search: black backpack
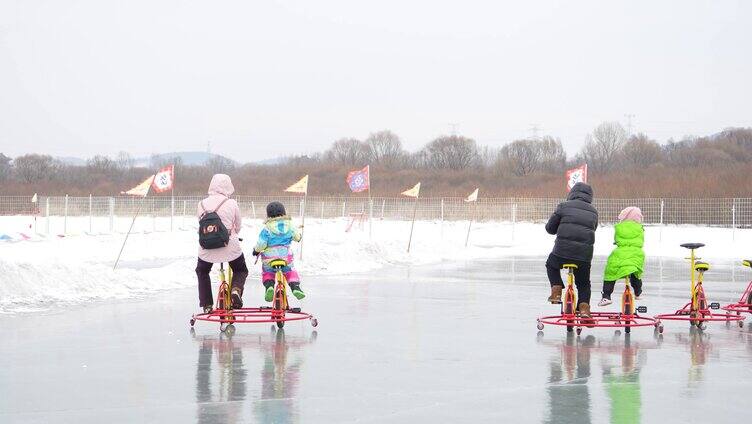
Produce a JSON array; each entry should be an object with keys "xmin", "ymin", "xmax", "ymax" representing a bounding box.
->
[{"xmin": 198, "ymin": 198, "xmax": 230, "ymax": 249}]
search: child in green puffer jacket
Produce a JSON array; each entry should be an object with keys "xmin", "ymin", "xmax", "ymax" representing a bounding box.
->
[{"xmin": 599, "ymin": 207, "xmax": 645, "ymax": 307}]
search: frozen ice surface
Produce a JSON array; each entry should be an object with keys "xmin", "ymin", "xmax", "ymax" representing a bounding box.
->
[{"xmin": 1, "ymin": 257, "xmax": 752, "ymax": 423}]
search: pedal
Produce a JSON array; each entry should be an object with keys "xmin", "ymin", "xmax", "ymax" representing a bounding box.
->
[
  {"xmin": 710, "ymin": 302, "xmax": 720, "ymax": 310},
  {"xmin": 636, "ymin": 306, "xmax": 648, "ymax": 314}
]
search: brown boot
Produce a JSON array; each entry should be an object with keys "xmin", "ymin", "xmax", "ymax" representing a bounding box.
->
[
  {"xmin": 548, "ymin": 286, "xmax": 563, "ymax": 304},
  {"xmin": 579, "ymin": 302, "xmax": 595, "ymax": 327}
]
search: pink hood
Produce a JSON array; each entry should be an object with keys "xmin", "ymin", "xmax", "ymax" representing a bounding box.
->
[
  {"xmin": 618, "ymin": 206, "xmax": 643, "ymax": 224},
  {"xmin": 208, "ymin": 174, "xmax": 235, "ymax": 197}
]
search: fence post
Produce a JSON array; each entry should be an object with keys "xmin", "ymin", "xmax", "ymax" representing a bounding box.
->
[
  {"xmin": 170, "ymin": 195, "xmax": 175, "ymax": 232},
  {"xmin": 659, "ymin": 199, "xmax": 664, "ymax": 243},
  {"xmin": 440, "ymin": 198, "xmax": 444, "ymax": 239},
  {"xmin": 381, "ymin": 199, "xmax": 386, "ymax": 219},
  {"xmin": 88, "ymin": 194, "xmax": 93, "ymax": 234},
  {"xmin": 369, "ymin": 197, "xmax": 373, "ymax": 238},
  {"xmin": 182, "ymin": 200, "xmax": 187, "ymax": 230},
  {"xmin": 151, "ymin": 197, "xmax": 156, "ymax": 233},
  {"xmin": 45, "ymin": 197, "xmax": 50, "ymax": 235},
  {"xmin": 732, "ymin": 198, "xmax": 736, "ymax": 241},
  {"xmin": 109, "ymin": 197, "xmax": 115, "ymax": 233},
  {"xmin": 511, "ymin": 203, "xmax": 517, "ymax": 241},
  {"xmin": 63, "ymin": 194, "xmax": 68, "ymax": 236},
  {"xmin": 342, "ymin": 201, "xmax": 346, "ymax": 218},
  {"xmin": 320, "ymin": 201, "xmax": 324, "ymax": 219},
  {"xmin": 251, "ymin": 201, "xmax": 256, "ymax": 219}
]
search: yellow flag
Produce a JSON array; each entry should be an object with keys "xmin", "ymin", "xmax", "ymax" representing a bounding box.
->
[
  {"xmin": 122, "ymin": 175, "xmax": 155, "ymax": 197},
  {"xmin": 464, "ymin": 188, "xmax": 479, "ymax": 202},
  {"xmin": 285, "ymin": 175, "xmax": 309, "ymax": 194},
  {"xmin": 401, "ymin": 182, "xmax": 421, "ymax": 198}
]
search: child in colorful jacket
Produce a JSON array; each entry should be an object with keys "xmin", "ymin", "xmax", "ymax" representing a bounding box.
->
[
  {"xmin": 253, "ymin": 202, "xmax": 305, "ymax": 301},
  {"xmin": 599, "ymin": 206, "xmax": 645, "ymax": 306}
]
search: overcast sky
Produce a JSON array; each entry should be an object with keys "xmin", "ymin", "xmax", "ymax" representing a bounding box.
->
[{"xmin": 0, "ymin": 1, "xmax": 750, "ymax": 162}]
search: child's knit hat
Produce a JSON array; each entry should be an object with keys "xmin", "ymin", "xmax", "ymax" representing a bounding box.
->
[{"xmin": 618, "ymin": 206, "xmax": 643, "ymax": 223}]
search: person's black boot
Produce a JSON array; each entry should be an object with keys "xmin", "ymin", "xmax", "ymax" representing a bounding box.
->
[{"xmin": 231, "ymin": 287, "xmax": 243, "ymax": 309}]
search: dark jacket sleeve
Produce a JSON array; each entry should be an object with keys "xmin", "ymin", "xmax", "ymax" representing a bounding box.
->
[{"xmin": 545, "ymin": 205, "xmax": 562, "ymax": 235}]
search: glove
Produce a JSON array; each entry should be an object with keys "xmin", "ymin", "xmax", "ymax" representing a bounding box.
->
[{"xmin": 252, "ymin": 250, "xmax": 260, "ymax": 257}]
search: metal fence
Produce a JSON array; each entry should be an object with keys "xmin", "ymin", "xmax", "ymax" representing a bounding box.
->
[{"xmin": 1, "ymin": 195, "xmax": 751, "ymax": 235}]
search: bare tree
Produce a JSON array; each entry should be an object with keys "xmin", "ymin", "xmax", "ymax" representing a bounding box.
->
[
  {"xmin": 579, "ymin": 122, "xmax": 628, "ymax": 172},
  {"xmin": 325, "ymin": 138, "xmax": 371, "ymax": 166},
  {"xmin": 496, "ymin": 137, "xmax": 565, "ymax": 176},
  {"xmin": 422, "ymin": 135, "xmax": 478, "ymax": 170},
  {"xmin": 475, "ymin": 145, "xmax": 498, "ymax": 169},
  {"xmin": 86, "ymin": 155, "xmax": 117, "ymax": 175},
  {"xmin": 537, "ymin": 137, "xmax": 567, "ymax": 173},
  {"xmin": 498, "ymin": 139, "xmax": 541, "ymax": 176},
  {"xmin": 13, "ymin": 154, "xmax": 61, "ymax": 183},
  {"xmin": 622, "ymin": 133, "xmax": 663, "ymax": 168},
  {"xmin": 365, "ymin": 130, "xmax": 404, "ymax": 167},
  {"xmin": 206, "ymin": 155, "xmax": 236, "ymax": 174},
  {"xmin": 115, "ymin": 151, "xmax": 135, "ymax": 170},
  {"xmin": 0, "ymin": 153, "xmax": 11, "ymax": 181}
]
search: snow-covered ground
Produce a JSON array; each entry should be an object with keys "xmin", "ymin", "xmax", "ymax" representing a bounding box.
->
[{"xmin": 1, "ymin": 215, "xmax": 750, "ymax": 313}]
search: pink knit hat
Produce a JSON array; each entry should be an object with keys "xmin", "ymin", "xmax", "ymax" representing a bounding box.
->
[{"xmin": 618, "ymin": 206, "xmax": 643, "ymax": 223}]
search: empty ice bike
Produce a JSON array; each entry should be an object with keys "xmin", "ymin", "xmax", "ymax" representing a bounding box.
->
[
  {"xmin": 537, "ymin": 264, "xmax": 657, "ymax": 335},
  {"xmin": 190, "ymin": 259, "xmax": 318, "ymax": 333},
  {"xmin": 655, "ymin": 243, "xmax": 743, "ymax": 330},
  {"xmin": 723, "ymin": 259, "xmax": 752, "ymax": 319}
]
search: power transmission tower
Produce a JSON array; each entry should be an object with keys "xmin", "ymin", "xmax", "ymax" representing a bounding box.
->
[
  {"xmin": 206, "ymin": 140, "xmax": 212, "ymax": 154},
  {"xmin": 624, "ymin": 114, "xmax": 635, "ymax": 136},
  {"xmin": 448, "ymin": 123, "xmax": 459, "ymax": 136},
  {"xmin": 529, "ymin": 124, "xmax": 540, "ymax": 140}
]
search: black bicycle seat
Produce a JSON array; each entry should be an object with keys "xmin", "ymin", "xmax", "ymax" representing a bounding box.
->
[{"xmin": 680, "ymin": 243, "xmax": 705, "ymax": 250}]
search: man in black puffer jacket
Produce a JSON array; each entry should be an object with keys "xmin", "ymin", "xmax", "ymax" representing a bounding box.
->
[{"xmin": 545, "ymin": 182, "xmax": 599, "ymax": 318}]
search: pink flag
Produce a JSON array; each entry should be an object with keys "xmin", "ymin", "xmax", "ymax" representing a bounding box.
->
[
  {"xmin": 346, "ymin": 166, "xmax": 370, "ymax": 193},
  {"xmin": 566, "ymin": 164, "xmax": 588, "ymax": 192}
]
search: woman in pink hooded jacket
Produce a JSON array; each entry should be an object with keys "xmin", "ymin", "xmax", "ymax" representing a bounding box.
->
[{"xmin": 196, "ymin": 174, "xmax": 248, "ymax": 313}]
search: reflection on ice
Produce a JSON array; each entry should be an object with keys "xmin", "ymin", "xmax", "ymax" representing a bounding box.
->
[
  {"xmin": 540, "ymin": 334, "xmax": 662, "ymax": 424},
  {"xmin": 193, "ymin": 328, "xmax": 316, "ymax": 424}
]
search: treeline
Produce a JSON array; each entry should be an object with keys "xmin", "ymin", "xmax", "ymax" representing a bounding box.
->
[{"xmin": 1, "ymin": 124, "xmax": 751, "ymax": 197}]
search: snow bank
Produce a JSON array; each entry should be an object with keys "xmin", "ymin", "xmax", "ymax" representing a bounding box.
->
[{"xmin": 1, "ymin": 215, "xmax": 750, "ymax": 312}]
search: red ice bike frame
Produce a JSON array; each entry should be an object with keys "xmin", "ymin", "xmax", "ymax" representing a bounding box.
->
[
  {"xmin": 722, "ymin": 259, "xmax": 752, "ymax": 319},
  {"xmin": 537, "ymin": 264, "xmax": 658, "ymax": 335},
  {"xmin": 655, "ymin": 243, "xmax": 744, "ymax": 330},
  {"xmin": 190, "ymin": 260, "xmax": 318, "ymax": 334}
]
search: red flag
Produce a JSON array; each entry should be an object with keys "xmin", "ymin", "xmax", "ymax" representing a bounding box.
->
[
  {"xmin": 152, "ymin": 165, "xmax": 174, "ymax": 193},
  {"xmin": 346, "ymin": 166, "xmax": 370, "ymax": 193},
  {"xmin": 565, "ymin": 164, "xmax": 588, "ymax": 192}
]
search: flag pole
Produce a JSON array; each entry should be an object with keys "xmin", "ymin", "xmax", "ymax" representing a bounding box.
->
[
  {"xmin": 114, "ymin": 186, "xmax": 151, "ymax": 270},
  {"xmin": 407, "ymin": 195, "xmax": 418, "ymax": 253},
  {"xmin": 368, "ymin": 165, "xmax": 372, "ymax": 239},
  {"xmin": 300, "ymin": 190, "xmax": 307, "ymax": 260},
  {"xmin": 170, "ymin": 165, "xmax": 176, "ymax": 232},
  {"xmin": 465, "ymin": 201, "xmax": 477, "ymax": 247}
]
